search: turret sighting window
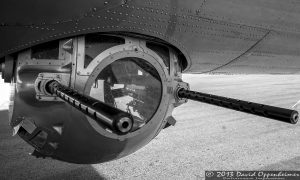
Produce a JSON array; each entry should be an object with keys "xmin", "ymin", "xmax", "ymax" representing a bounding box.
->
[{"xmin": 90, "ymin": 57, "xmax": 162, "ymax": 131}]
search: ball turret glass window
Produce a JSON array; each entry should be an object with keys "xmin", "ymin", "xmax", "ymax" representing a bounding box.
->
[{"xmin": 90, "ymin": 57, "xmax": 162, "ymax": 131}]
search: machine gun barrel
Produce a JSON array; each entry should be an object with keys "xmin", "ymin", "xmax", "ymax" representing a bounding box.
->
[
  {"xmin": 46, "ymin": 81, "xmax": 133, "ymax": 134},
  {"xmin": 177, "ymin": 89, "xmax": 299, "ymax": 124}
]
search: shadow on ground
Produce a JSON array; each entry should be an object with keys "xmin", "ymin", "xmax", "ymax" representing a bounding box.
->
[
  {"xmin": 39, "ymin": 167, "xmax": 106, "ymax": 180},
  {"xmin": 262, "ymin": 156, "xmax": 300, "ymax": 170},
  {"xmin": 0, "ymin": 110, "xmax": 106, "ymax": 180}
]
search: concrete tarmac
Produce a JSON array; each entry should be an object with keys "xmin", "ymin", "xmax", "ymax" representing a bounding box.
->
[{"xmin": 1, "ymin": 75, "xmax": 300, "ymax": 180}]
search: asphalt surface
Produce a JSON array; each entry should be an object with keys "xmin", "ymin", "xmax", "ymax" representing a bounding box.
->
[{"xmin": 1, "ymin": 75, "xmax": 300, "ymax": 180}]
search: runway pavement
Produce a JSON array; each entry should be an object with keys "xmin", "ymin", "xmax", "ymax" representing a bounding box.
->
[{"xmin": 0, "ymin": 75, "xmax": 300, "ymax": 180}]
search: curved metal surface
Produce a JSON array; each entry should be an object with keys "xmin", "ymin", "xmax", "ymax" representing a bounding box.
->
[
  {"xmin": 3, "ymin": 55, "xmax": 14, "ymax": 82},
  {"xmin": 76, "ymin": 37, "xmax": 173, "ymax": 161},
  {"xmin": 10, "ymin": 50, "xmax": 134, "ymax": 164},
  {"xmin": 9, "ymin": 35, "xmax": 183, "ymax": 164},
  {"xmin": 1, "ymin": 0, "xmax": 300, "ymax": 73},
  {"xmin": 54, "ymin": 38, "xmax": 176, "ymax": 163}
]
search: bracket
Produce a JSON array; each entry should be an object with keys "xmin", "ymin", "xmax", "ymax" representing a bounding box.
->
[{"xmin": 34, "ymin": 73, "xmax": 70, "ymax": 101}]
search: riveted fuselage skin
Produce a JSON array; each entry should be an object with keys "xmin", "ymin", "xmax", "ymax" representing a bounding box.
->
[{"xmin": 1, "ymin": 0, "xmax": 300, "ymax": 74}]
